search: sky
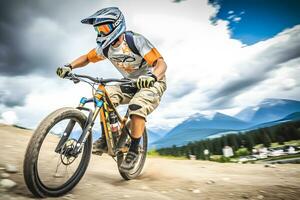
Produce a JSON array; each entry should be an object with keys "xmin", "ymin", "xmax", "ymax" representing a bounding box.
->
[
  {"xmin": 209, "ymin": 0, "xmax": 300, "ymax": 44},
  {"xmin": 0, "ymin": 0, "xmax": 300, "ymax": 133}
]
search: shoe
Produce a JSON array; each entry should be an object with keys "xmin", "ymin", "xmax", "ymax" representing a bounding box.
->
[
  {"xmin": 119, "ymin": 151, "xmax": 139, "ymax": 172},
  {"xmin": 92, "ymin": 137, "xmax": 107, "ymax": 155}
]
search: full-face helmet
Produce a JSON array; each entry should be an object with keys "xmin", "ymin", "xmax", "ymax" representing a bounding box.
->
[{"xmin": 81, "ymin": 7, "xmax": 126, "ymax": 49}]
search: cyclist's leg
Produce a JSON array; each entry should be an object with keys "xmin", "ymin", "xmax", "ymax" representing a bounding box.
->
[
  {"xmin": 106, "ymin": 85, "xmax": 132, "ymax": 106},
  {"xmin": 128, "ymin": 79, "xmax": 167, "ymax": 124},
  {"xmin": 119, "ymin": 80, "xmax": 166, "ymax": 171}
]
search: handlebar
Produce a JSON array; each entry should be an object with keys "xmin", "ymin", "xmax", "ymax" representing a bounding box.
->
[{"xmin": 65, "ymin": 73, "xmax": 136, "ymax": 85}]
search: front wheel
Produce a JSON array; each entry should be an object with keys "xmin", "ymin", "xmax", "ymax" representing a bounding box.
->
[
  {"xmin": 23, "ymin": 107, "xmax": 92, "ymax": 197},
  {"xmin": 117, "ymin": 121, "xmax": 148, "ymax": 180}
]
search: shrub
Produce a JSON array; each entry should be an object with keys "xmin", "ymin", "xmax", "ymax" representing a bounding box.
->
[
  {"xmin": 235, "ymin": 148, "xmax": 250, "ymax": 156},
  {"xmin": 210, "ymin": 155, "xmax": 231, "ymax": 163}
]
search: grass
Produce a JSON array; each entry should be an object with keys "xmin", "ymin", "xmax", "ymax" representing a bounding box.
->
[
  {"xmin": 254, "ymin": 139, "xmax": 300, "ymax": 149},
  {"xmin": 258, "ymin": 153, "xmax": 300, "ymax": 162},
  {"xmin": 147, "ymin": 149, "xmax": 188, "ymax": 160},
  {"xmin": 280, "ymin": 140, "xmax": 300, "ymax": 146}
]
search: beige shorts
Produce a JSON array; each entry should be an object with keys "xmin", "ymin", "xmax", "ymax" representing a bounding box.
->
[{"xmin": 106, "ymin": 78, "xmax": 167, "ymax": 119}]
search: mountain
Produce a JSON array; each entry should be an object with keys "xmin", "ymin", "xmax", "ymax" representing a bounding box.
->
[
  {"xmin": 235, "ymin": 106, "xmax": 259, "ymax": 122},
  {"xmin": 235, "ymin": 98, "xmax": 300, "ymax": 124},
  {"xmin": 209, "ymin": 112, "xmax": 300, "ymax": 139},
  {"xmin": 151, "ymin": 112, "xmax": 252, "ymax": 149},
  {"xmin": 247, "ymin": 112, "xmax": 300, "ymax": 130},
  {"xmin": 282, "ymin": 112, "xmax": 300, "ymax": 121},
  {"xmin": 165, "ymin": 112, "xmax": 250, "ymax": 137},
  {"xmin": 147, "ymin": 130, "xmax": 165, "ymax": 144},
  {"xmin": 152, "ymin": 98, "xmax": 300, "ymax": 149}
]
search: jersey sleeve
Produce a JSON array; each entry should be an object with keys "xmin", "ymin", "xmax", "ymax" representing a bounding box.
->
[
  {"xmin": 87, "ymin": 47, "xmax": 106, "ymax": 63},
  {"xmin": 133, "ymin": 34, "xmax": 163, "ymax": 66}
]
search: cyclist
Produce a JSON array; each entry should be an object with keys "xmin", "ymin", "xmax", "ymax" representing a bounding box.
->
[{"xmin": 56, "ymin": 7, "xmax": 167, "ymax": 172}]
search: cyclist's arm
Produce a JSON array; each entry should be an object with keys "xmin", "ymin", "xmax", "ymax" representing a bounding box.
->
[
  {"xmin": 143, "ymin": 48, "xmax": 167, "ymax": 81},
  {"xmin": 70, "ymin": 48, "xmax": 105, "ymax": 69},
  {"xmin": 134, "ymin": 34, "xmax": 167, "ymax": 80},
  {"xmin": 152, "ymin": 58, "xmax": 167, "ymax": 81}
]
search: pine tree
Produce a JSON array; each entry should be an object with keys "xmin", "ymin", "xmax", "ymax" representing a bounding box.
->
[
  {"xmin": 228, "ymin": 134, "xmax": 239, "ymax": 150},
  {"xmin": 221, "ymin": 135, "xmax": 228, "ymax": 147},
  {"xmin": 244, "ymin": 134, "xmax": 255, "ymax": 150},
  {"xmin": 262, "ymin": 131, "xmax": 271, "ymax": 147}
]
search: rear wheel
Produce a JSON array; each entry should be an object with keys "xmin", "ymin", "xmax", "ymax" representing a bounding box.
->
[
  {"xmin": 117, "ymin": 121, "xmax": 148, "ymax": 180},
  {"xmin": 23, "ymin": 107, "xmax": 92, "ymax": 197}
]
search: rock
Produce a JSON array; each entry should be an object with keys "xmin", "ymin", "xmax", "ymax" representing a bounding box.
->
[
  {"xmin": 206, "ymin": 180, "xmax": 215, "ymax": 184},
  {"xmin": 241, "ymin": 194, "xmax": 249, "ymax": 199},
  {"xmin": 257, "ymin": 195, "xmax": 264, "ymax": 199},
  {"xmin": 5, "ymin": 164, "xmax": 18, "ymax": 173},
  {"xmin": 0, "ymin": 167, "xmax": 5, "ymax": 171},
  {"xmin": 123, "ymin": 195, "xmax": 130, "ymax": 198},
  {"xmin": 0, "ymin": 179, "xmax": 17, "ymax": 189},
  {"xmin": 1, "ymin": 173, "xmax": 10, "ymax": 178},
  {"xmin": 264, "ymin": 164, "xmax": 276, "ymax": 168},
  {"xmin": 192, "ymin": 189, "xmax": 201, "ymax": 193}
]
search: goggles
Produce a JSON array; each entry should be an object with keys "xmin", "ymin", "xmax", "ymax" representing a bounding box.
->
[{"xmin": 94, "ymin": 23, "xmax": 114, "ymax": 36}]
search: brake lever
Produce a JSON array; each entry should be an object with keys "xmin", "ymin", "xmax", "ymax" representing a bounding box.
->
[
  {"xmin": 73, "ymin": 78, "xmax": 80, "ymax": 84},
  {"xmin": 65, "ymin": 73, "xmax": 80, "ymax": 84}
]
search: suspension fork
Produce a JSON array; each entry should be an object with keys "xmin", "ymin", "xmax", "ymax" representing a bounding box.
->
[
  {"xmin": 54, "ymin": 97, "xmax": 98, "ymax": 154},
  {"xmin": 70, "ymin": 98, "xmax": 103, "ymax": 155},
  {"xmin": 54, "ymin": 120, "xmax": 76, "ymax": 153}
]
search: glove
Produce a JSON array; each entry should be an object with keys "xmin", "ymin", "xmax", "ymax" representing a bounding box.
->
[
  {"xmin": 136, "ymin": 74, "xmax": 157, "ymax": 89},
  {"xmin": 56, "ymin": 64, "xmax": 72, "ymax": 78}
]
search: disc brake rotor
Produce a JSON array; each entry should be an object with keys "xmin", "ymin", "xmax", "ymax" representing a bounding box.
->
[{"xmin": 60, "ymin": 139, "xmax": 78, "ymax": 165}]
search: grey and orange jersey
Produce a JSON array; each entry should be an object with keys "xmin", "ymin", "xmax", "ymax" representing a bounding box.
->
[{"xmin": 86, "ymin": 32, "xmax": 162, "ymax": 79}]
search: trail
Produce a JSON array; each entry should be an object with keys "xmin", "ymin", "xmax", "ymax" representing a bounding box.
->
[{"xmin": 0, "ymin": 124, "xmax": 299, "ymax": 200}]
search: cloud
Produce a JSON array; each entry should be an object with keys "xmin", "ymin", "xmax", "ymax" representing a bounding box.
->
[
  {"xmin": 232, "ymin": 17, "xmax": 241, "ymax": 22},
  {"xmin": 208, "ymin": 25, "xmax": 300, "ymax": 107},
  {"xmin": 0, "ymin": 77, "xmax": 31, "ymax": 107},
  {"xmin": 0, "ymin": 111, "xmax": 18, "ymax": 125},
  {"xmin": 0, "ymin": 0, "xmax": 107, "ymax": 76}
]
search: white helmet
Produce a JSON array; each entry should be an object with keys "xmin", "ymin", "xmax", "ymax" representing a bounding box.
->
[{"xmin": 81, "ymin": 7, "xmax": 126, "ymax": 49}]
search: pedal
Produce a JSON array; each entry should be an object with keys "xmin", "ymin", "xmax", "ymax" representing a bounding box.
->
[{"xmin": 118, "ymin": 146, "xmax": 129, "ymax": 153}]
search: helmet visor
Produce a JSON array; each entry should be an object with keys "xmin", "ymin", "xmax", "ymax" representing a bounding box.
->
[{"xmin": 94, "ymin": 23, "xmax": 114, "ymax": 36}]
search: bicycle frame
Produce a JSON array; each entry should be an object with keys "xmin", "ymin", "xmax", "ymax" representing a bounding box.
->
[{"xmin": 55, "ymin": 83, "xmax": 130, "ymax": 157}]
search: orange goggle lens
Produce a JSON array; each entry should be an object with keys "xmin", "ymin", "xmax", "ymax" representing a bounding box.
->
[{"xmin": 94, "ymin": 23, "xmax": 114, "ymax": 36}]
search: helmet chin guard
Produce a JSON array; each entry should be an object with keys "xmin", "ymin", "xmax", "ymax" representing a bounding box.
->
[{"xmin": 81, "ymin": 7, "xmax": 126, "ymax": 49}]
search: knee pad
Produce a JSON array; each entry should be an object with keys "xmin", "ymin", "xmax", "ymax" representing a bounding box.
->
[{"xmin": 129, "ymin": 104, "xmax": 142, "ymax": 111}]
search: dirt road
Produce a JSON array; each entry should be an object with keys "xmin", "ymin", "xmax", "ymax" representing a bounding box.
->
[{"xmin": 0, "ymin": 124, "xmax": 299, "ymax": 200}]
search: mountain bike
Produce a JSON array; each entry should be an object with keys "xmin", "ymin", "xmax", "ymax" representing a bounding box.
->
[{"xmin": 23, "ymin": 73, "xmax": 148, "ymax": 197}]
